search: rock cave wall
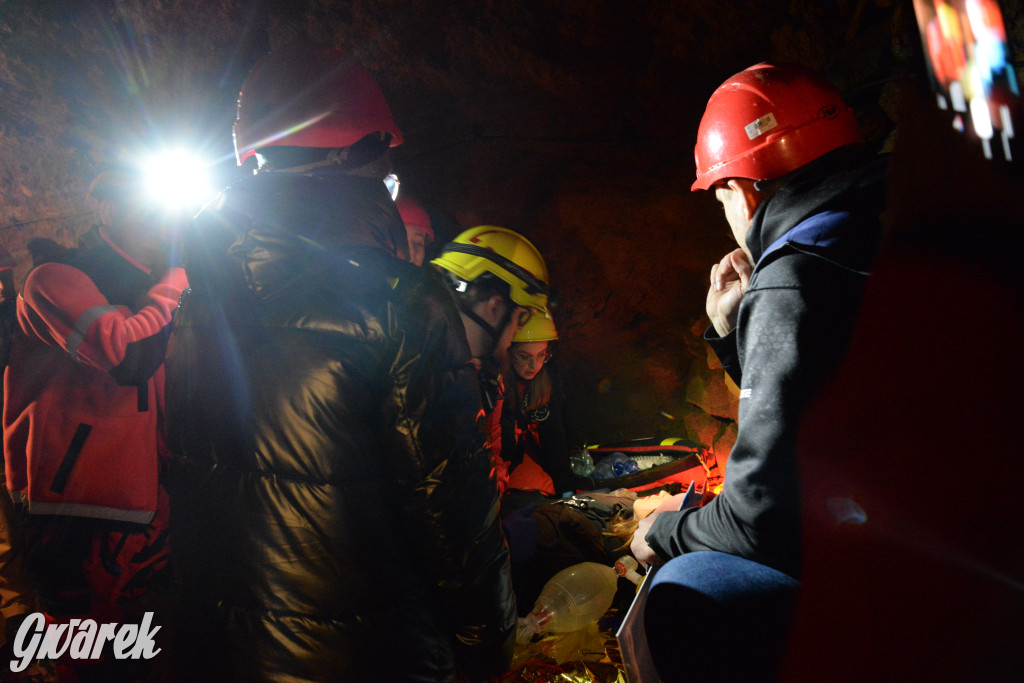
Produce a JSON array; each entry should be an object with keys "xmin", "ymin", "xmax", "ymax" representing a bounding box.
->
[{"xmin": 2, "ymin": 0, "xmax": 1021, "ymax": 462}]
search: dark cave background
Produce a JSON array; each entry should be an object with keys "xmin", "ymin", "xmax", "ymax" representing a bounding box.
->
[{"xmin": 1, "ymin": 0, "xmax": 1020, "ymax": 458}]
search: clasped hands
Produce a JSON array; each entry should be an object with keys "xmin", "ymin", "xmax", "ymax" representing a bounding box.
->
[{"xmin": 706, "ymin": 248, "xmax": 752, "ymax": 337}]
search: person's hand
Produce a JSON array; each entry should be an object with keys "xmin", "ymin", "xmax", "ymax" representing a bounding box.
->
[
  {"xmin": 629, "ymin": 511, "xmax": 666, "ymax": 568},
  {"xmin": 706, "ymin": 248, "xmax": 753, "ymax": 337}
]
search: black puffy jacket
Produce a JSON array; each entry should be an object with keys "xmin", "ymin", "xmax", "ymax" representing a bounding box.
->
[
  {"xmin": 646, "ymin": 151, "xmax": 888, "ymax": 578},
  {"xmin": 165, "ymin": 169, "xmax": 516, "ymax": 682}
]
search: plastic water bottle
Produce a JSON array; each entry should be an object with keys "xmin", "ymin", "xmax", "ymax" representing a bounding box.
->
[
  {"xmin": 632, "ymin": 454, "xmax": 675, "ymax": 470},
  {"xmin": 569, "ymin": 449, "xmax": 594, "ymax": 477},
  {"xmin": 592, "ymin": 452, "xmax": 638, "ymax": 479},
  {"xmin": 515, "ymin": 561, "xmax": 619, "ymax": 644},
  {"xmin": 611, "ymin": 453, "xmax": 639, "ymax": 477},
  {"xmin": 592, "ymin": 456, "xmax": 615, "ymax": 479}
]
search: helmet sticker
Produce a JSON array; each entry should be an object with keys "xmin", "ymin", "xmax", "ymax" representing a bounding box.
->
[{"xmin": 745, "ymin": 112, "xmax": 778, "ymax": 140}]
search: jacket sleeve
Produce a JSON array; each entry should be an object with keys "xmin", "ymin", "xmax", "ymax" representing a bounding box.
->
[
  {"xmin": 646, "ymin": 252, "xmax": 868, "ymax": 577},
  {"xmin": 379, "ymin": 274, "xmax": 515, "ymax": 678},
  {"xmin": 18, "ymin": 263, "xmax": 188, "ymax": 385},
  {"xmin": 704, "ymin": 326, "xmax": 742, "ymax": 386}
]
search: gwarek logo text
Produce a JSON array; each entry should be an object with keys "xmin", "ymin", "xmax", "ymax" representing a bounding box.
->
[{"xmin": 9, "ymin": 612, "xmax": 161, "ymax": 673}]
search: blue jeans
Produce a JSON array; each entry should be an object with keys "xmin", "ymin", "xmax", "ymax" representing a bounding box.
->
[{"xmin": 644, "ymin": 551, "xmax": 799, "ymax": 682}]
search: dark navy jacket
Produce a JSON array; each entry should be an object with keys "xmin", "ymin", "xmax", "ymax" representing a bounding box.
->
[{"xmin": 646, "ymin": 151, "xmax": 888, "ymax": 578}]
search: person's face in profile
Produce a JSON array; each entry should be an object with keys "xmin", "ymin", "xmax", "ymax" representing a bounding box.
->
[
  {"xmin": 405, "ymin": 225, "xmax": 433, "ymax": 267},
  {"xmin": 490, "ymin": 300, "xmax": 530, "ymax": 366}
]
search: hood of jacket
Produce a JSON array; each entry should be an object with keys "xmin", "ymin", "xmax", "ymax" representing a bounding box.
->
[
  {"xmin": 187, "ymin": 169, "xmax": 407, "ymax": 300},
  {"xmin": 746, "ymin": 150, "xmax": 889, "ymax": 271}
]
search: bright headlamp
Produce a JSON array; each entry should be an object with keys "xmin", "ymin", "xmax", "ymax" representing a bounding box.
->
[{"xmin": 140, "ymin": 149, "xmax": 218, "ymax": 214}]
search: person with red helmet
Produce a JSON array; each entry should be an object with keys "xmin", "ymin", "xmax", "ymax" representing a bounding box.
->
[
  {"xmin": 630, "ymin": 63, "xmax": 889, "ymax": 681},
  {"xmin": 395, "ymin": 194, "xmax": 435, "ymax": 266},
  {"xmin": 165, "ymin": 43, "xmax": 515, "ymax": 682}
]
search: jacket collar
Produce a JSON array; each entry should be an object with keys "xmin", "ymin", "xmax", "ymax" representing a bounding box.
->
[
  {"xmin": 194, "ymin": 170, "xmax": 407, "ymax": 299},
  {"xmin": 746, "ymin": 151, "xmax": 888, "ymax": 265}
]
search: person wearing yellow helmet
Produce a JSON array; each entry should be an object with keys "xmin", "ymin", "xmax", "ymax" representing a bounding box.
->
[
  {"xmin": 499, "ymin": 313, "xmax": 573, "ymax": 498},
  {"xmin": 431, "ymin": 225, "xmax": 549, "ymax": 368},
  {"xmin": 431, "ymin": 226, "xmax": 552, "ymax": 495}
]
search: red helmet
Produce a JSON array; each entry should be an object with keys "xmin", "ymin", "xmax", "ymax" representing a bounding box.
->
[
  {"xmin": 233, "ymin": 44, "xmax": 404, "ymax": 165},
  {"xmin": 395, "ymin": 195, "xmax": 433, "ymax": 242},
  {"xmin": 691, "ymin": 63, "xmax": 861, "ymax": 191}
]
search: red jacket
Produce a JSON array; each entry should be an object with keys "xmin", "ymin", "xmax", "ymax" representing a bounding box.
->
[{"xmin": 3, "ymin": 229, "xmax": 187, "ymax": 523}]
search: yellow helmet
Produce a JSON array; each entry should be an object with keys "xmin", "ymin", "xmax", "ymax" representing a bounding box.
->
[
  {"xmin": 431, "ymin": 226, "xmax": 549, "ymax": 313},
  {"xmin": 513, "ymin": 312, "xmax": 558, "ymax": 343}
]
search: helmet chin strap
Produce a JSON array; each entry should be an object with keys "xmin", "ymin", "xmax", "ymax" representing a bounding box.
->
[{"xmin": 461, "ymin": 301, "xmax": 515, "ymax": 360}]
